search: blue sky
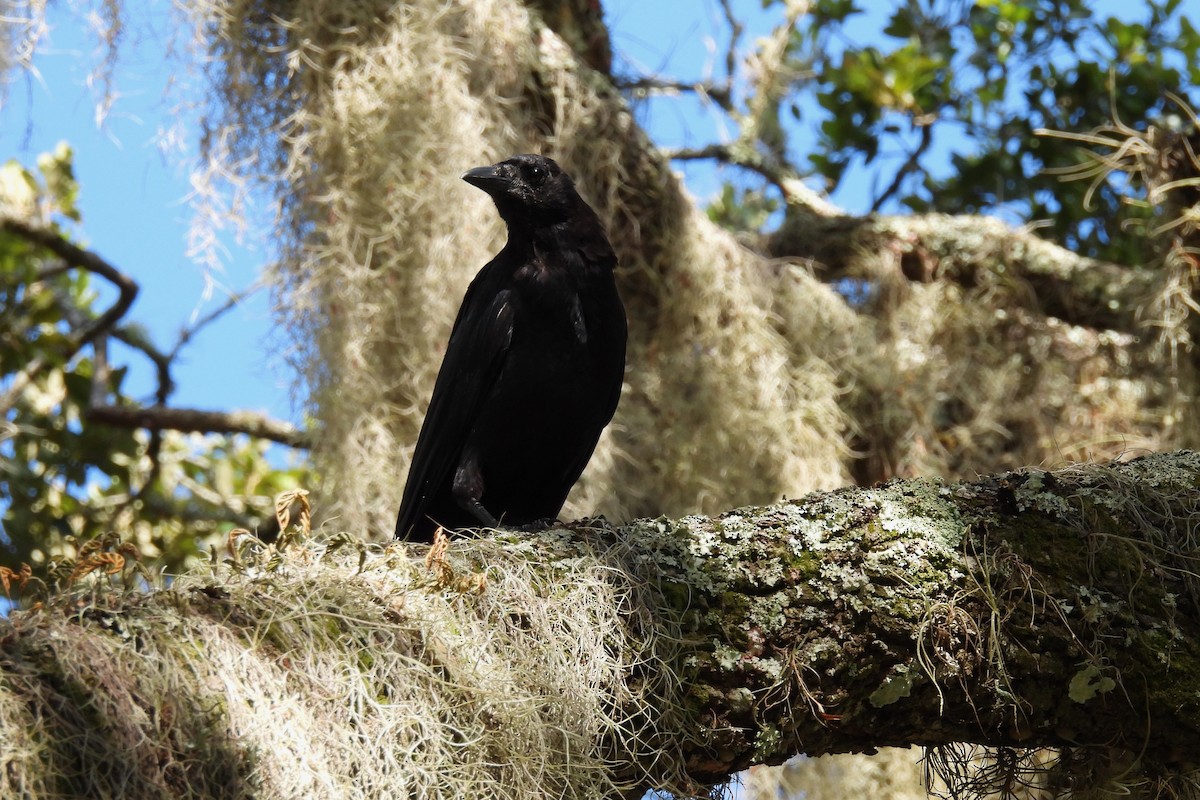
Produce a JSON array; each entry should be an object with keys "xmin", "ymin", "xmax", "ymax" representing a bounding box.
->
[{"xmin": 0, "ymin": 0, "xmax": 1145, "ymax": 434}]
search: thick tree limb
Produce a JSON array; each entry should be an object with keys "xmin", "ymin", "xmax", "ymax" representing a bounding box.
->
[
  {"xmin": 644, "ymin": 450, "xmax": 1200, "ymax": 785},
  {"xmin": 768, "ymin": 211, "xmax": 1155, "ymax": 331},
  {"xmin": 652, "ymin": 137, "xmax": 1144, "ymax": 331},
  {"xmin": 2, "ymin": 452, "xmax": 1198, "ymax": 797}
]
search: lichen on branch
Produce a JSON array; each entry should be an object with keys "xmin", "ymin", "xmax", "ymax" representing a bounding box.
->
[{"xmin": 3, "ymin": 452, "xmax": 1199, "ymax": 798}]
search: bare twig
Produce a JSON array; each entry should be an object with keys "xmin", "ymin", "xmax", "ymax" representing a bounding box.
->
[
  {"xmin": 668, "ymin": 142, "xmax": 789, "ymax": 187},
  {"xmin": 716, "ymin": 0, "xmax": 744, "ymax": 85},
  {"xmin": 666, "ymin": 143, "xmax": 842, "ymax": 217},
  {"xmin": 3, "ymin": 222, "xmax": 307, "ymax": 451},
  {"xmin": 47, "ymin": 287, "xmax": 176, "ymax": 401},
  {"xmin": 666, "ymin": 142, "xmax": 740, "ymax": 163},
  {"xmin": 658, "ymin": 3, "xmax": 843, "ymax": 221},
  {"xmin": 616, "ymin": 76, "xmax": 734, "ymax": 112},
  {"xmin": 614, "ymin": 0, "xmax": 747, "ymax": 115},
  {"xmin": 871, "ymin": 121, "xmax": 935, "ymax": 213},
  {"xmin": 169, "ymin": 283, "xmax": 261, "ymax": 361}
]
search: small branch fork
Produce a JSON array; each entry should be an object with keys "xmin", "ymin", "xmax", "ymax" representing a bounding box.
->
[
  {"xmin": 0, "ymin": 217, "xmax": 310, "ymax": 452},
  {"xmin": 616, "ymin": 2, "xmax": 841, "ymax": 217},
  {"xmin": 0, "ymin": 217, "xmax": 139, "ymax": 413}
]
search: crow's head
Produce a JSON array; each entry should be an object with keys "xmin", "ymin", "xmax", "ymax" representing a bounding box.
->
[{"xmin": 462, "ymin": 154, "xmax": 579, "ymax": 228}]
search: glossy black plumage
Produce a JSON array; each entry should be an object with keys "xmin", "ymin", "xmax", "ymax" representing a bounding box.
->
[{"xmin": 394, "ymin": 154, "xmax": 627, "ymax": 542}]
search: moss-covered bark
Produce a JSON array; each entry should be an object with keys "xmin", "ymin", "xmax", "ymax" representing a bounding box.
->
[
  {"xmin": 635, "ymin": 450, "xmax": 1200, "ymax": 788},
  {"xmin": 2, "ymin": 453, "xmax": 1199, "ymax": 798},
  {"xmin": 767, "ymin": 211, "xmax": 1154, "ymax": 332}
]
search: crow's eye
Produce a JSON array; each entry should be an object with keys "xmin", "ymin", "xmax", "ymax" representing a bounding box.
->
[{"xmin": 527, "ymin": 165, "xmax": 546, "ymax": 186}]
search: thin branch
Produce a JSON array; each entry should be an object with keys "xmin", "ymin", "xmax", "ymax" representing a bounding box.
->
[
  {"xmin": 871, "ymin": 121, "xmax": 935, "ymax": 213},
  {"xmin": 666, "ymin": 142, "xmax": 738, "ymax": 163},
  {"xmin": 666, "ymin": 143, "xmax": 783, "ymax": 200},
  {"xmin": 169, "ymin": 283, "xmax": 261, "ymax": 361},
  {"xmin": 44, "ymin": 284, "xmax": 175, "ymax": 402},
  {"xmin": 660, "ymin": 3, "xmax": 841, "ymax": 222},
  {"xmin": 611, "ymin": 1, "xmax": 751, "ymax": 116},
  {"xmin": 1, "ymin": 217, "xmax": 139, "ymax": 343},
  {"xmin": 716, "ymin": 0, "xmax": 743, "ymax": 85},
  {"xmin": 0, "ymin": 217, "xmax": 139, "ymax": 413},
  {"xmin": 85, "ymin": 404, "xmax": 311, "ymax": 449},
  {"xmin": 4, "ymin": 229, "xmax": 307, "ymax": 451},
  {"xmin": 32, "ymin": 261, "xmax": 74, "ymax": 282},
  {"xmin": 615, "ymin": 76, "xmax": 733, "ymax": 111},
  {"xmin": 666, "ymin": 143, "xmax": 842, "ymax": 217}
]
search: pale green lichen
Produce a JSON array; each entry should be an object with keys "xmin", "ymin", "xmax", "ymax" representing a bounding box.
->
[
  {"xmin": 692, "ymin": 525, "xmax": 722, "ymax": 557},
  {"xmin": 713, "ymin": 642, "xmax": 744, "ymax": 671},
  {"xmin": 727, "ymin": 687, "xmax": 755, "ymax": 714},
  {"xmin": 753, "ymin": 723, "xmax": 782, "ymax": 761},
  {"xmin": 1069, "ymin": 664, "xmax": 1117, "ymax": 703},
  {"xmin": 746, "ymin": 592, "xmax": 792, "ymax": 630},
  {"xmin": 869, "ymin": 666, "xmax": 915, "ymax": 708},
  {"xmin": 1013, "ymin": 471, "xmax": 1076, "ymax": 519},
  {"xmin": 864, "ymin": 539, "xmax": 946, "ymax": 578},
  {"xmin": 785, "ymin": 491, "xmax": 874, "ymax": 552},
  {"xmin": 876, "ymin": 480, "xmax": 965, "ymax": 550},
  {"xmin": 742, "ymin": 655, "xmax": 785, "ymax": 681}
]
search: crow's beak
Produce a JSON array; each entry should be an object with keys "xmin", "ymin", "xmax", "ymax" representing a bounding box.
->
[{"xmin": 462, "ymin": 165, "xmax": 510, "ymax": 195}]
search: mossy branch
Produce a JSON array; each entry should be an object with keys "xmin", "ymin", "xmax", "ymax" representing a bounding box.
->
[
  {"xmin": 3, "ymin": 452, "xmax": 1200, "ymax": 797},
  {"xmin": 647, "ymin": 449, "xmax": 1200, "ymax": 789},
  {"xmin": 767, "ymin": 211, "xmax": 1153, "ymax": 332}
]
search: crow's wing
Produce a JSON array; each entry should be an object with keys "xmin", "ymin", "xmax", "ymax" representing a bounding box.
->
[
  {"xmin": 394, "ymin": 267, "xmax": 515, "ymax": 539},
  {"xmin": 527, "ymin": 226, "xmax": 627, "ymax": 514}
]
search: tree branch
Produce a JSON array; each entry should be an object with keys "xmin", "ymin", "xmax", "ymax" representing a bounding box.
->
[
  {"xmin": 2, "ymin": 452, "xmax": 1199, "ymax": 796},
  {"xmin": 871, "ymin": 121, "xmax": 934, "ymax": 213},
  {"xmin": 768, "ymin": 211, "xmax": 1155, "ymax": 330},
  {"xmin": 716, "ymin": 0, "xmax": 743, "ymax": 88},
  {"xmin": 616, "ymin": 76, "xmax": 734, "ymax": 111},
  {"xmin": 168, "ymin": 285, "xmax": 260, "ymax": 362},
  {"xmin": 666, "ymin": 142, "xmax": 843, "ymax": 217},
  {"xmin": 642, "ymin": 450, "xmax": 1200, "ymax": 784},
  {"xmin": 10, "ymin": 236, "xmax": 303, "ymax": 451},
  {"xmin": 1, "ymin": 217, "xmax": 139, "ymax": 342},
  {"xmin": 85, "ymin": 404, "xmax": 310, "ymax": 448},
  {"xmin": 0, "ymin": 216, "xmax": 139, "ymax": 413}
]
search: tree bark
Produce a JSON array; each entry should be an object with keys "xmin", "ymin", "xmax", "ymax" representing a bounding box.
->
[
  {"xmin": 85, "ymin": 404, "xmax": 310, "ymax": 448},
  {"xmin": 2, "ymin": 452, "xmax": 1198, "ymax": 797},
  {"xmin": 768, "ymin": 211, "xmax": 1155, "ymax": 332},
  {"xmin": 648, "ymin": 449, "xmax": 1200, "ymax": 784}
]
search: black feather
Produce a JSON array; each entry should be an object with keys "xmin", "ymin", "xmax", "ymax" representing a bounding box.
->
[{"xmin": 395, "ymin": 155, "xmax": 627, "ymax": 541}]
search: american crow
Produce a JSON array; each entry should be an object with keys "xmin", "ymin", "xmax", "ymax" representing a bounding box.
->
[{"xmin": 395, "ymin": 154, "xmax": 627, "ymax": 542}]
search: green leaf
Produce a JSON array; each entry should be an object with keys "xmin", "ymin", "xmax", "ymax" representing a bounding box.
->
[
  {"xmin": 36, "ymin": 142, "xmax": 81, "ymax": 222},
  {"xmin": 882, "ymin": 8, "xmax": 915, "ymax": 40}
]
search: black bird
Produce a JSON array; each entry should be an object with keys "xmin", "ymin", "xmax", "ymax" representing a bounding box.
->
[{"xmin": 395, "ymin": 154, "xmax": 627, "ymax": 542}]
